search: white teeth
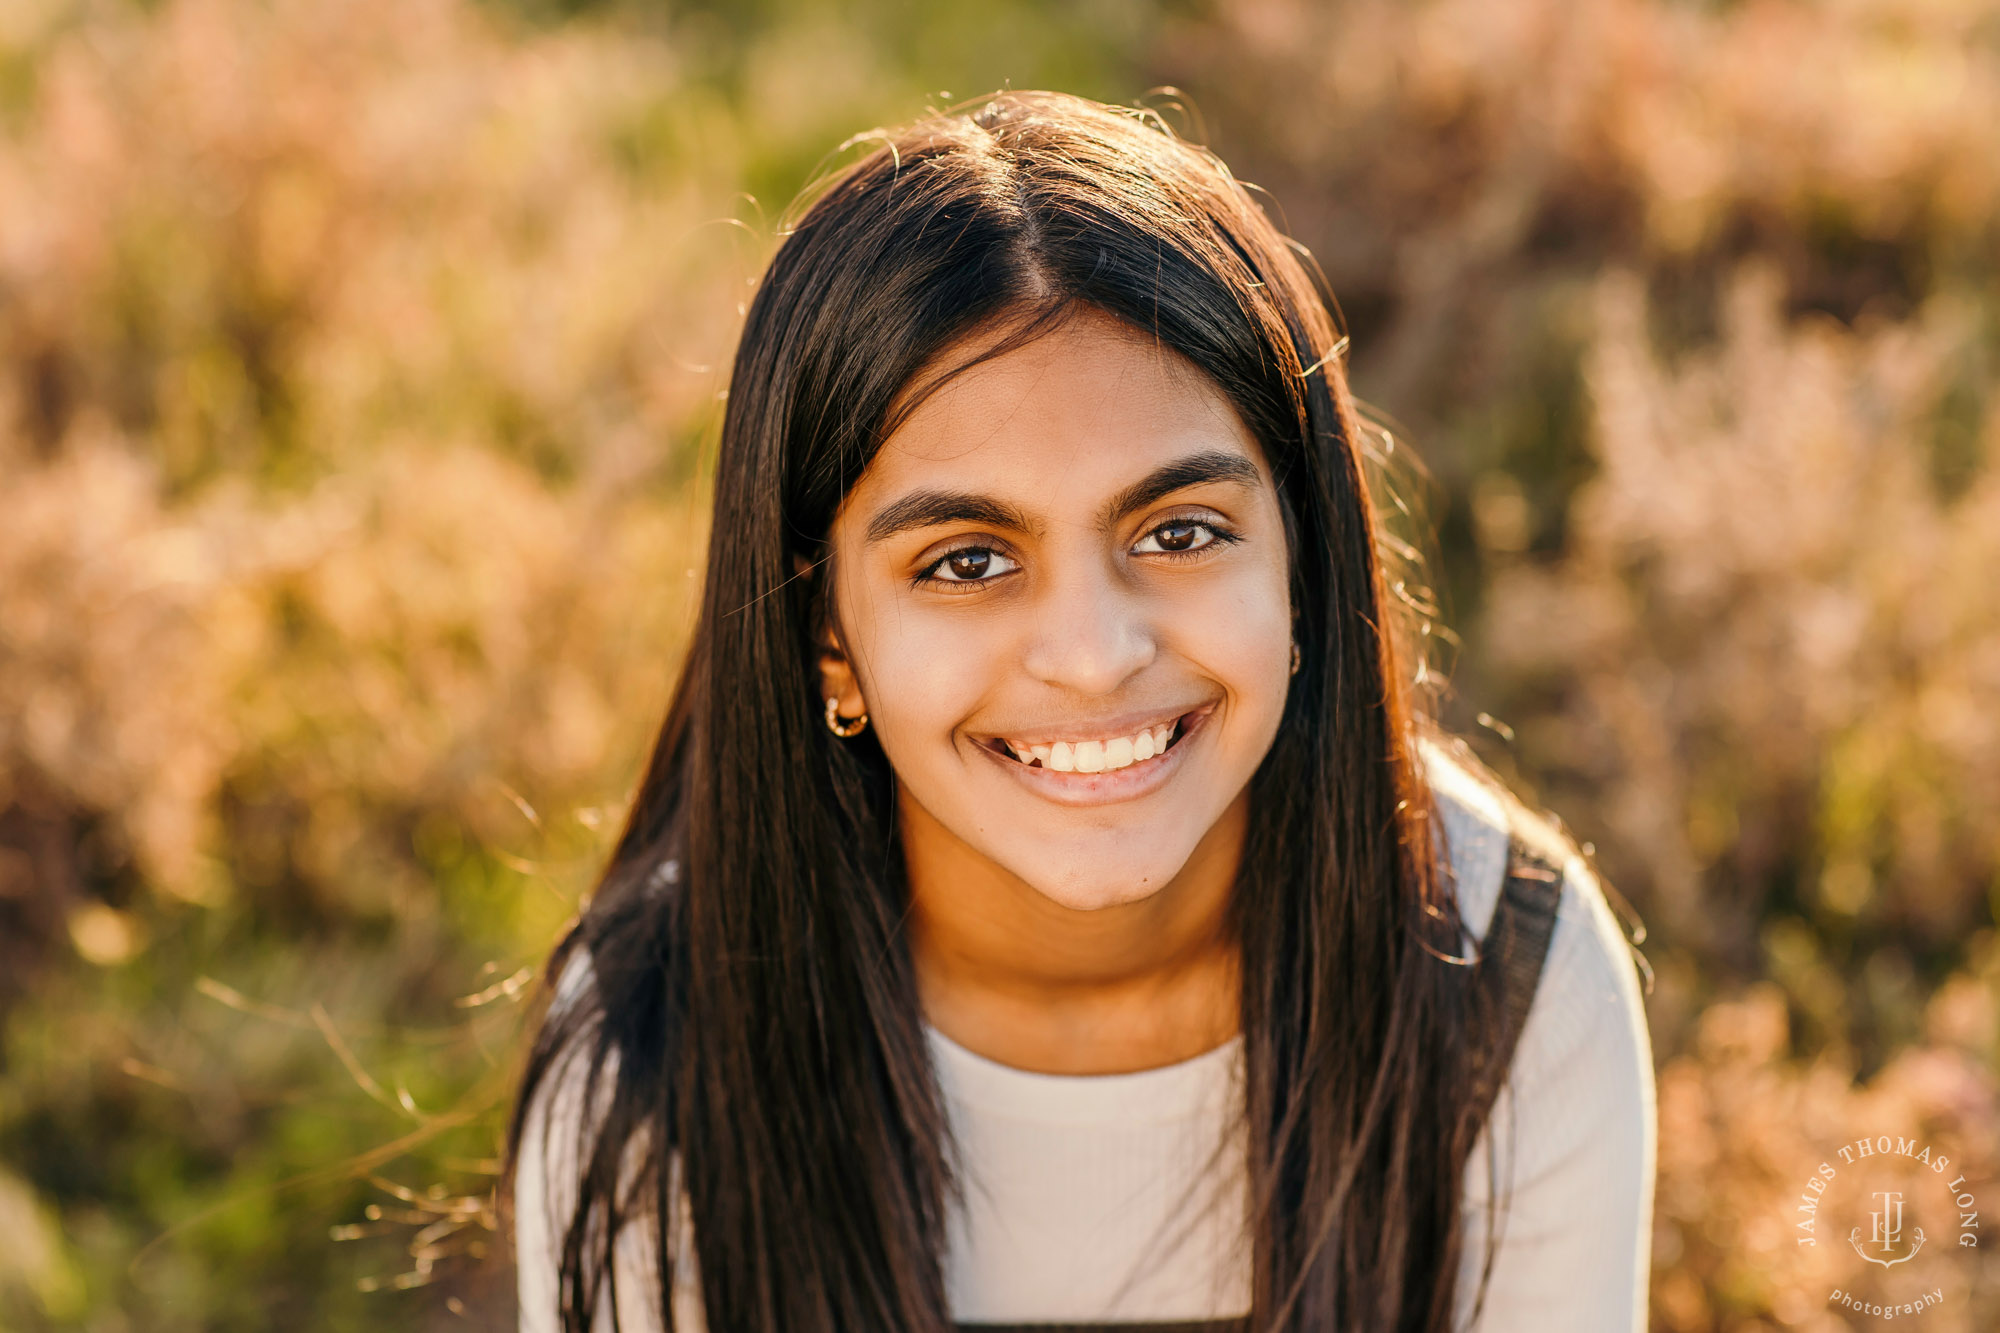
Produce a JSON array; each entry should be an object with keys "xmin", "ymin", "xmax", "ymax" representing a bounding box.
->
[{"xmin": 1001, "ymin": 718, "xmax": 1185, "ymax": 772}]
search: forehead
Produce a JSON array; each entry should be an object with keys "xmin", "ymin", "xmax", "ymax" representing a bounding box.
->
[{"xmin": 843, "ymin": 309, "xmax": 1267, "ymax": 517}]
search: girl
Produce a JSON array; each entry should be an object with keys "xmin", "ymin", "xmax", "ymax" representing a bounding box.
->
[{"xmin": 506, "ymin": 90, "xmax": 1656, "ymax": 1332}]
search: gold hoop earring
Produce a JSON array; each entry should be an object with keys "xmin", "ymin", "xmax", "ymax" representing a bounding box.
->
[
  {"xmin": 1290, "ymin": 640, "xmax": 1302, "ymax": 677},
  {"xmin": 824, "ymin": 695, "xmax": 869, "ymax": 738}
]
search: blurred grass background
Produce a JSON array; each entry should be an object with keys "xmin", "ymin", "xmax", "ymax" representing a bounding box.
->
[{"xmin": 0, "ymin": 0, "xmax": 1996, "ymax": 1328}]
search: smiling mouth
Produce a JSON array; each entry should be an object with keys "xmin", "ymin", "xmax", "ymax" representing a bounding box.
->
[{"xmin": 984, "ymin": 712, "xmax": 1197, "ymax": 774}]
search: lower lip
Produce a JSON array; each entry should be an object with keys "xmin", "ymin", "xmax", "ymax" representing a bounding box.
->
[{"xmin": 973, "ymin": 706, "xmax": 1217, "ymax": 808}]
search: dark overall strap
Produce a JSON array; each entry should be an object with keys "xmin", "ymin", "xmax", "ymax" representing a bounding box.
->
[{"xmin": 1466, "ymin": 830, "xmax": 1566, "ymax": 1131}]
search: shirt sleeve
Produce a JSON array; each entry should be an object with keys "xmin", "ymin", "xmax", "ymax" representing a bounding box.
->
[
  {"xmin": 513, "ymin": 957, "xmax": 706, "ymax": 1333},
  {"xmin": 1452, "ymin": 853, "xmax": 1659, "ymax": 1333},
  {"xmin": 515, "ymin": 1040, "xmax": 619, "ymax": 1333}
]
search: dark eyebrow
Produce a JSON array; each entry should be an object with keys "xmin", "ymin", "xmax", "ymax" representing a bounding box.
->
[
  {"xmin": 1098, "ymin": 450, "xmax": 1261, "ymax": 527},
  {"xmin": 862, "ymin": 449, "xmax": 1262, "ymax": 546},
  {"xmin": 864, "ymin": 492, "xmax": 1040, "ymax": 545}
]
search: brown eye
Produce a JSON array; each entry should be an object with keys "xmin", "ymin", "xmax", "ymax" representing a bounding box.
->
[
  {"xmin": 947, "ymin": 550, "xmax": 993, "ymax": 579},
  {"xmin": 917, "ymin": 545, "xmax": 1019, "ymax": 586},
  {"xmin": 1135, "ymin": 519, "xmax": 1223, "ymax": 557}
]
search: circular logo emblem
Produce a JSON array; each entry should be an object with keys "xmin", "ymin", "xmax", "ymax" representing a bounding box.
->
[{"xmin": 1790, "ymin": 1132, "xmax": 1983, "ymax": 1320}]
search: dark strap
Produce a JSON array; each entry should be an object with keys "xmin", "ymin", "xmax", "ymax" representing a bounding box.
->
[{"xmin": 1466, "ymin": 831, "xmax": 1565, "ymax": 1131}]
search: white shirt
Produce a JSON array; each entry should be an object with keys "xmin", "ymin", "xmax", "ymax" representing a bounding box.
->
[{"xmin": 514, "ymin": 739, "xmax": 1657, "ymax": 1330}]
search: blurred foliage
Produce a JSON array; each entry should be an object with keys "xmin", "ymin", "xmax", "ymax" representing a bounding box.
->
[
  {"xmin": 1151, "ymin": 1, "xmax": 2000, "ymax": 1324},
  {"xmin": 0, "ymin": 0, "xmax": 1994, "ymax": 1329}
]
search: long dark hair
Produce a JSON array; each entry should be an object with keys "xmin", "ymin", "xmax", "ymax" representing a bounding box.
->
[{"xmin": 503, "ymin": 90, "xmax": 1510, "ymax": 1332}]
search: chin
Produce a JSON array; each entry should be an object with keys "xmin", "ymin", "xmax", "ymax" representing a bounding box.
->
[{"xmin": 1011, "ymin": 851, "xmax": 1191, "ymax": 913}]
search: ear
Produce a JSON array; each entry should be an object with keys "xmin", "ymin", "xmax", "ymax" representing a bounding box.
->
[
  {"xmin": 798, "ymin": 551, "xmax": 866, "ymax": 717},
  {"xmin": 816, "ymin": 628, "xmax": 865, "ymax": 718}
]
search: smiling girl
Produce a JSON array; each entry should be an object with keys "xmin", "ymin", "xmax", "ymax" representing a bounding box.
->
[{"xmin": 506, "ymin": 91, "xmax": 1656, "ymax": 1332}]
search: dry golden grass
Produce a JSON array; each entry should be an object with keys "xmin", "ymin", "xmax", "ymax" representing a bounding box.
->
[{"xmin": 0, "ymin": 0, "xmax": 1994, "ymax": 1326}]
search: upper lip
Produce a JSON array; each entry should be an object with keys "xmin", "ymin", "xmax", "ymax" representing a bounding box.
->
[{"xmin": 974, "ymin": 701, "xmax": 1215, "ymax": 750}]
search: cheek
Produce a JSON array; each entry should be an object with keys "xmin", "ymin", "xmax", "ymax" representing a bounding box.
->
[
  {"xmin": 841, "ymin": 585, "xmax": 1002, "ymax": 760},
  {"xmin": 1161, "ymin": 558, "xmax": 1294, "ymax": 716}
]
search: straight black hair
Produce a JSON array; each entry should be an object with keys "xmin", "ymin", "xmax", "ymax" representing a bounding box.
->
[{"xmin": 503, "ymin": 89, "xmax": 1515, "ymax": 1331}]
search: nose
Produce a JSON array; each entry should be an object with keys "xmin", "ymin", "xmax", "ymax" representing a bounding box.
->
[{"xmin": 1017, "ymin": 563, "xmax": 1158, "ymax": 695}]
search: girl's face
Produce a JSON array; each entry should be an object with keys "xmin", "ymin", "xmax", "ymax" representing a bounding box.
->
[{"xmin": 819, "ymin": 307, "xmax": 1295, "ymax": 912}]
